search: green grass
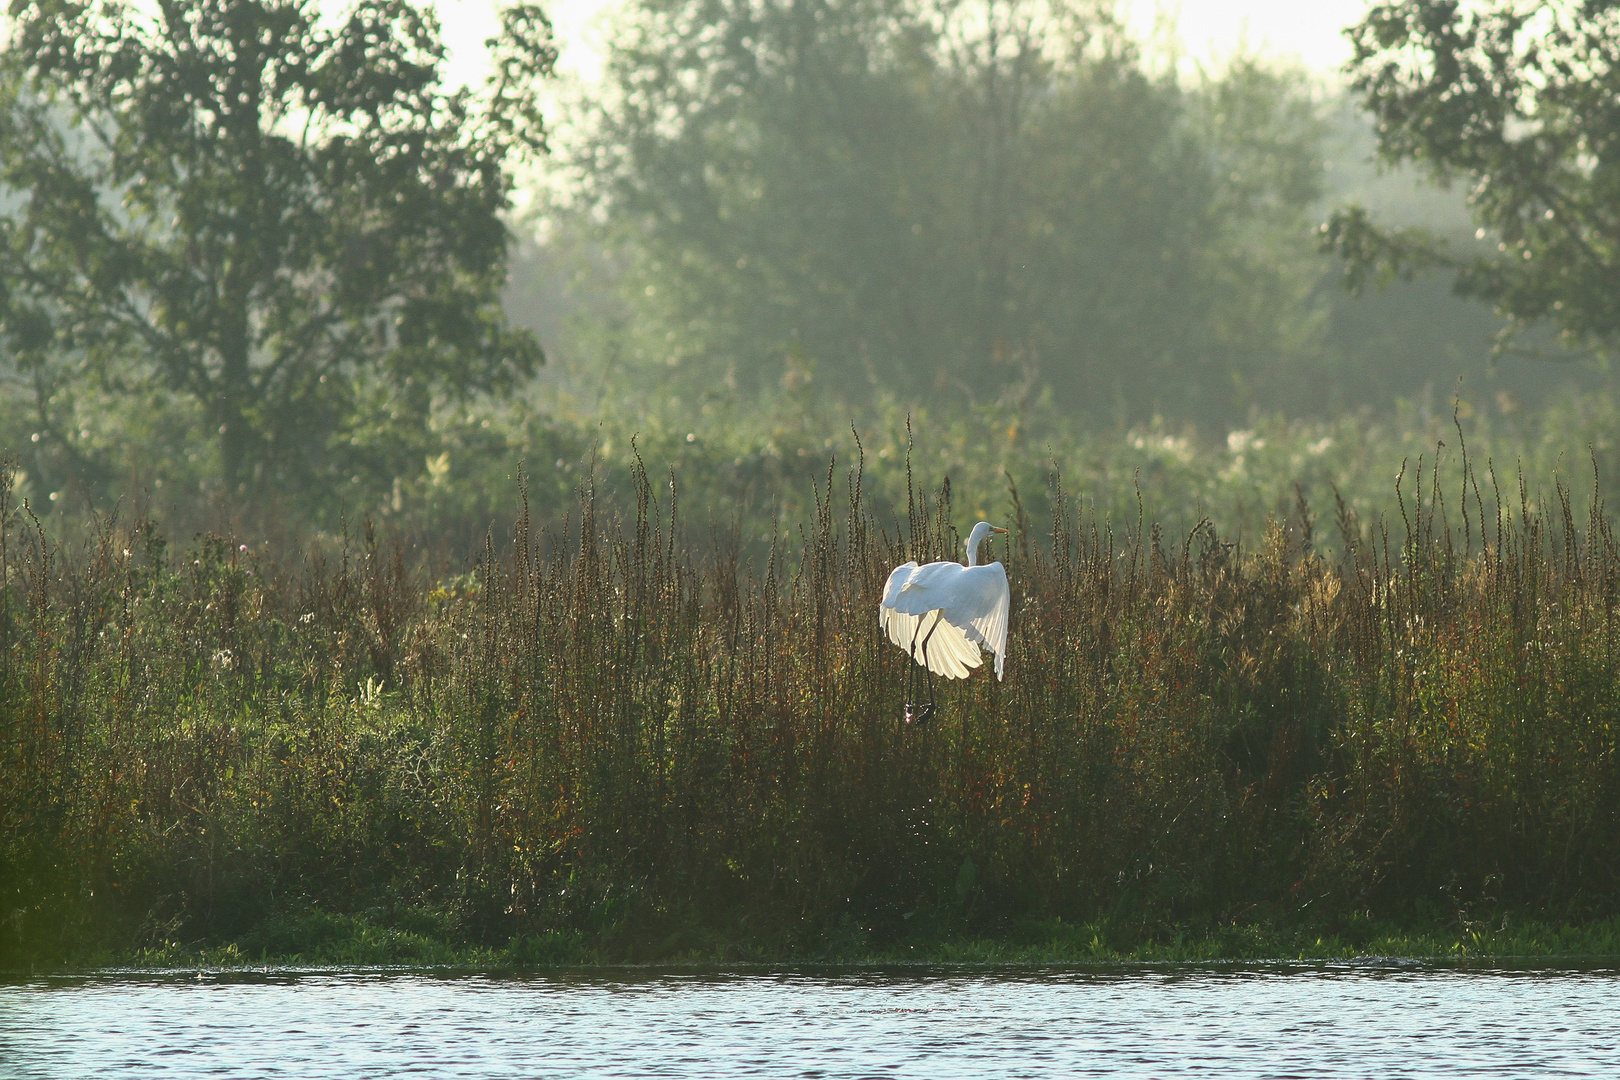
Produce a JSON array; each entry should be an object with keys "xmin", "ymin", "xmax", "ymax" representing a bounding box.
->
[
  {"xmin": 40, "ymin": 910, "xmax": 1620, "ymax": 971},
  {"xmin": 4, "ymin": 431, "xmax": 1620, "ymax": 971}
]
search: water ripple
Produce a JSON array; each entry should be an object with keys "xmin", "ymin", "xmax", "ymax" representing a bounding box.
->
[{"xmin": 2, "ymin": 965, "xmax": 1617, "ymax": 1078}]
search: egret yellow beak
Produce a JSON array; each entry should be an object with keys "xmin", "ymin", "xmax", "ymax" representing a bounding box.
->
[{"xmin": 992, "ymin": 526, "xmax": 1009, "ymax": 534}]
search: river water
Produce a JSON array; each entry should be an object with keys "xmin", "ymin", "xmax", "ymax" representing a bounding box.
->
[{"xmin": 3, "ymin": 964, "xmax": 1616, "ymax": 1078}]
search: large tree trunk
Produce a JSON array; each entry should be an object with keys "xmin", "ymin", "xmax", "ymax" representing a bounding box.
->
[
  {"xmin": 217, "ymin": 393, "xmax": 247, "ymax": 499},
  {"xmin": 217, "ymin": 321, "xmax": 252, "ymax": 498}
]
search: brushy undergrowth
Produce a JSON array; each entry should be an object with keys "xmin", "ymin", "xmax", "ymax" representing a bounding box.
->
[{"xmin": 3, "ymin": 436, "xmax": 1619, "ymax": 970}]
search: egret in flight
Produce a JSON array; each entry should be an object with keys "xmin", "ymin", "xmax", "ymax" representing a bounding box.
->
[{"xmin": 879, "ymin": 521, "xmax": 1010, "ymax": 723}]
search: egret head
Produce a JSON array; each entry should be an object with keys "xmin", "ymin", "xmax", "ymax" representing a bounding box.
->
[{"xmin": 964, "ymin": 520, "xmax": 1010, "ymax": 566}]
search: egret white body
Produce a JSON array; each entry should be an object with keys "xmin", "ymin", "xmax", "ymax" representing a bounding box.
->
[{"xmin": 879, "ymin": 521, "xmax": 1010, "ymax": 682}]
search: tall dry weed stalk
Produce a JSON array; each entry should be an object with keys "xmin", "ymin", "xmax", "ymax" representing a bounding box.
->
[{"xmin": 1, "ymin": 440, "xmax": 1617, "ymax": 962}]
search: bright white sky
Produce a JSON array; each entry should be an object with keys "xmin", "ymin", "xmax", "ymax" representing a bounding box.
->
[
  {"xmin": 436, "ymin": 0, "xmax": 1374, "ymax": 88},
  {"xmin": 1119, "ymin": 0, "xmax": 1369, "ymax": 74}
]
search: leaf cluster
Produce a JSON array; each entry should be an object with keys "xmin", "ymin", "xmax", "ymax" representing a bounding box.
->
[
  {"xmin": 1324, "ymin": 0, "xmax": 1620, "ymax": 358},
  {"xmin": 561, "ymin": 0, "xmax": 1331, "ymax": 423},
  {"xmin": 0, "ymin": 0, "xmax": 556, "ymax": 499}
]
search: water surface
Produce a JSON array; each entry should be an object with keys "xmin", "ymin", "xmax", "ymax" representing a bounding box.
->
[{"xmin": 4, "ymin": 963, "xmax": 1616, "ymax": 1078}]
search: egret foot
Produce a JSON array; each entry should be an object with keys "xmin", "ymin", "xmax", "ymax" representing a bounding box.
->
[{"xmin": 904, "ymin": 701, "xmax": 936, "ymax": 725}]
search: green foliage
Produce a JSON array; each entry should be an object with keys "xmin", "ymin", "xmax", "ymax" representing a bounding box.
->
[
  {"xmin": 5, "ymin": 435, "xmax": 1620, "ymax": 967},
  {"xmin": 0, "ymin": 0, "xmax": 556, "ymax": 505},
  {"xmin": 404, "ymin": 378, "xmax": 1620, "ymax": 567},
  {"xmin": 1324, "ymin": 0, "xmax": 1620, "ymax": 357},
  {"xmin": 561, "ymin": 0, "xmax": 1331, "ymax": 423}
]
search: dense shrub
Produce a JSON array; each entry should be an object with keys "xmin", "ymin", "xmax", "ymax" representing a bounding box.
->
[{"xmin": 2, "ymin": 443, "xmax": 1618, "ymax": 965}]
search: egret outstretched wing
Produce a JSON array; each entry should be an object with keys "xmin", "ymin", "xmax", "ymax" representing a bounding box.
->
[
  {"xmin": 878, "ymin": 558, "xmax": 1010, "ymax": 680},
  {"xmin": 880, "ymin": 561, "xmax": 979, "ymax": 678},
  {"xmin": 958, "ymin": 563, "xmax": 1009, "ymax": 679}
]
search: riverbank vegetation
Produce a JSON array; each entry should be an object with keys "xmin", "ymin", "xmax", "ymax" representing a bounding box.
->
[
  {"xmin": 6, "ymin": 0, "xmax": 1620, "ymax": 970},
  {"xmin": 5, "ymin": 426, "xmax": 1620, "ymax": 969},
  {"xmin": 94, "ymin": 912, "xmax": 1620, "ymax": 970}
]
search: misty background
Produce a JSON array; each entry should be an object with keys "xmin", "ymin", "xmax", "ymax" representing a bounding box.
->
[{"xmin": 2, "ymin": 0, "xmax": 1612, "ymax": 553}]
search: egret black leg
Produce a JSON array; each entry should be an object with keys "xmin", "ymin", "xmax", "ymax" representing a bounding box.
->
[
  {"xmin": 904, "ymin": 613, "xmax": 928, "ymax": 723},
  {"xmin": 911, "ymin": 611, "xmax": 945, "ymax": 724},
  {"xmin": 904, "ymin": 659, "xmax": 928, "ymax": 724}
]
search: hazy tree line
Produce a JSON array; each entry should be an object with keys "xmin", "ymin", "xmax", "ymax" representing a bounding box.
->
[
  {"xmin": 558, "ymin": 0, "xmax": 1333, "ymax": 420},
  {"xmin": 0, "ymin": 0, "xmax": 1615, "ymax": 532},
  {"xmin": 541, "ymin": 0, "xmax": 1609, "ymax": 426}
]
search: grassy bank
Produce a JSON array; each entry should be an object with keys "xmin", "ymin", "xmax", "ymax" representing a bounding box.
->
[
  {"xmin": 4, "ymin": 438, "xmax": 1620, "ymax": 969},
  {"xmin": 62, "ymin": 911, "xmax": 1620, "ymax": 971}
]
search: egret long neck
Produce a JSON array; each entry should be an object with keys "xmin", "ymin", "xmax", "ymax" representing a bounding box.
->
[{"xmin": 964, "ymin": 523, "xmax": 992, "ymax": 567}]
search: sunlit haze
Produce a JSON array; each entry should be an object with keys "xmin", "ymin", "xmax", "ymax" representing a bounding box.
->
[
  {"xmin": 436, "ymin": 0, "xmax": 1373, "ymax": 88},
  {"xmin": 1121, "ymin": 0, "xmax": 1368, "ymax": 74}
]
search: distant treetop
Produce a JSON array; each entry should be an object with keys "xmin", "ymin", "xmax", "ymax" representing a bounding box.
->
[
  {"xmin": 0, "ymin": 0, "xmax": 557, "ymax": 507},
  {"xmin": 1325, "ymin": 0, "xmax": 1620, "ymax": 360}
]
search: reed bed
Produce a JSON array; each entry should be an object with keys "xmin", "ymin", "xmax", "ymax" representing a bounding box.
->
[{"xmin": 2, "ymin": 444, "xmax": 1618, "ymax": 966}]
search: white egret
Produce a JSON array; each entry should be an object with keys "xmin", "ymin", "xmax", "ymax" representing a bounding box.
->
[{"xmin": 879, "ymin": 521, "xmax": 1010, "ymax": 722}]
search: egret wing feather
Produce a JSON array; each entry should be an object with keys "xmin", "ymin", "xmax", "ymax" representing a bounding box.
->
[
  {"xmin": 929, "ymin": 563, "xmax": 1008, "ymax": 678},
  {"xmin": 922, "ymin": 618, "xmax": 979, "ymax": 678},
  {"xmin": 880, "ymin": 606, "xmax": 922, "ymax": 654},
  {"xmin": 879, "ymin": 606, "xmax": 981, "ymax": 679},
  {"xmin": 879, "ymin": 560, "xmax": 924, "ymax": 654},
  {"xmin": 885, "ymin": 560, "xmax": 967, "ymax": 616},
  {"xmin": 881, "ymin": 561, "xmax": 920, "ymax": 610},
  {"xmin": 878, "ymin": 557, "xmax": 1008, "ymax": 680},
  {"xmin": 960, "ymin": 563, "xmax": 1009, "ymax": 679}
]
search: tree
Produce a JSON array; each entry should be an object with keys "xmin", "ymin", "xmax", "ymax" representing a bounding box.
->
[
  {"xmin": 1324, "ymin": 0, "xmax": 1620, "ymax": 359},
  {"xmin": 0, "ymin": 0, "xmax": 555, "ymax": 502},
  {"xmin": 563, "ymin": 0, "xmax": 1328, "ymax": 423}
]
